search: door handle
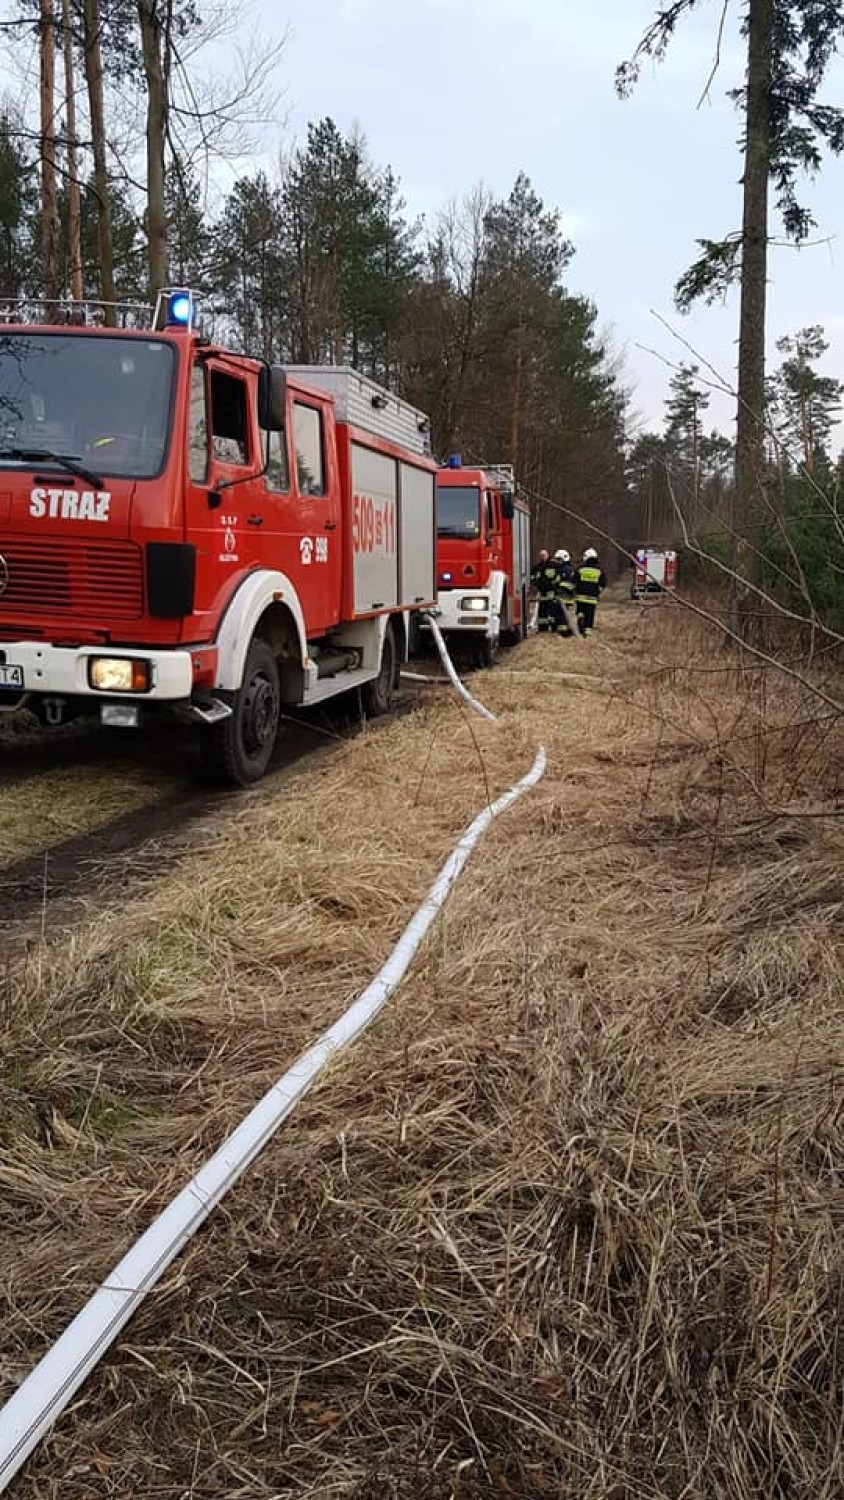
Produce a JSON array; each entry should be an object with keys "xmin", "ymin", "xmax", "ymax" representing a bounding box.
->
[
  {"xmin": 324, "ymin": 521, "xmax": 337, "ymax": 531},
  {"xmin": 247, "ymin": 514, "xmax": 264, "ymax": 526}
]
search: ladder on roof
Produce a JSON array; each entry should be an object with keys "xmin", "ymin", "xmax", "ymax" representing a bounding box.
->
[
  {"xmin": 0, "ymin": 297, "xmax": 152, "ymax": 328},
  {"xmin": 476, "ymin": 462, "xmax": 515, "ymax": 493}
]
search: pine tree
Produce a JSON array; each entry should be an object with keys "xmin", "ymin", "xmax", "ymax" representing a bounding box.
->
[
  {"xmin": 78, "ymin": 175, "xmax": 146, "ymax": 301},
  {"xmin": 628, "ymin": 433, "xmax": 673, "ymax": 544},
  {"xmin": 404, "ymin": 173, "xmax": 632, "ymax": 558},
  {"xmin": 770, "ymin": 325, "xmax": 842, "ymax": 474},
  {"xmin": 38, "ymin": 0, "xmax": 61, "ymax": 304},
  {"xmin": 664, "ymin": 363, "xmax": 711, "ymax": 527},
  {"xmin": 81, "ymin": 0, "xmax": 116, "ymax": 316},
  {"xmin": 213, "ymin": 172, "xmax": 287, "ymax": 359},
  {"xmin": 401, "ymin": 188, "xmax": 490, "ymax": 455},
  {"xmin": 350, "ymin": 166, "xmax": 419, "ymax": 383},
  {"xmin": 165, "ymin": 165, "xmax": 209, "ymax": 288},
  {"xmin": 279, "ymin": 118, "xmax": 420, "ymax": 372},
  {"xmin": 0, "ymin": 114, "xmax": 36, "ymax": 301},
  {"xmin": 618, "ymin": 0, "xmax": 844, "ymax": 632},
  {"xmin": 480, "ymin": 172, "xmax": 573, "ymax": 471}
]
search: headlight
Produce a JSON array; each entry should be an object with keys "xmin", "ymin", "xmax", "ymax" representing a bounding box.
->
[
  {"xmin": 88, "ymin": 657, "xmax": 151, "ymax": 692},
  {"xmin": 459, "ymin": 595, "xmax": 488, "ymax": 611}
]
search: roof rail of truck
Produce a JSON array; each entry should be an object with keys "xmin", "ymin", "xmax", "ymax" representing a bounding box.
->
[
  {"xmin": 0, "ymin": 287, "xmax": 205, "ymax": 333},
  {"xmin": 0, "ymin": 297, "xmax": 153, "ymax": 328},
  {"xmin": 477, "ymin": 462, "xmax": 516, "ymax": 494}
]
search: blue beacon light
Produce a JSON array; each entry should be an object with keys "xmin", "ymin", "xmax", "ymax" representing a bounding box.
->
[{"xmin": 167, "ymin": 291, "xmax": 192, "ymax": 326}]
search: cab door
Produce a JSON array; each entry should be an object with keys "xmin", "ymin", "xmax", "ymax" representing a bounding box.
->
[
  {"xmin": 484, "ymin": 488, "xmax": 504, "ymax": 572},
  {"xmin": 258, "ymin": 392, "xmax": 342, "ymax": 637},
  {"xmin": 183, "ymin": 358, "xmax": 269, "ymax": 635}
]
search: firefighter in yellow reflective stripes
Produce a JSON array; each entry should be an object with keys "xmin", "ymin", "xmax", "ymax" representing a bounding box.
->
[
  {"xmin": 574, "ymin": 547, "xmax": 607, "ymax": 636},
  {"xmin": 531, "ymin": 549, "xmax": 562, "ymax": 632},
  {"xmin": 553, "ymin": 549, "xmax": 576, "ymax": 635}
]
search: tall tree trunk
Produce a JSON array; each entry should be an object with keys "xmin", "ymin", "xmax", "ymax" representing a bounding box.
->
[
  {"xmin": 62, "ymin": 0, "xmax": 82, "ymax": 302},
  {"xmin": 138, "ymin": 0, "xmax": 168, "ymax": 299},
  {"xmin": 448, "ymin": 270, "xmax": 479, "ymax": 453},
  {"xmin": 800, "ymin": 385, "xmax": 813, "ymax": 473},
  {"xmin": 81, "ymin": 0, "xmax": 116, "ymax": 321},
  {"xmin": 691, "ymin": 392, "xmax": 699, "ymax": 532},
  {"xmin": 39, "ymin": 0, "xmax": 61, "ymax": 305},
  {"xmin": 732, "ymin": 0, "xmax": 773, "ymax": 635},
  {"xmin": 510, "ymin": 284, "xmax": 524, "ymax": 469},
  {"xmin": 510, "ymin": 340, "xmax": 523, "ymax": 470}
]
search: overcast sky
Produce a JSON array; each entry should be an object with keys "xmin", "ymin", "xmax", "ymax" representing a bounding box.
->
[{"xmin": 231, "ymin": 0, "xmax": 844, "ymax": 445}]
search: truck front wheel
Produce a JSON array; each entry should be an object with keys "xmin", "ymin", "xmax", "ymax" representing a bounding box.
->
[
  {"xmin": 201, "ymin": 638, "xmax": 281, "ymax": 786},
  {"xmin": 476, "ymin": 632, "xmax": 499, "ymax": 669}
]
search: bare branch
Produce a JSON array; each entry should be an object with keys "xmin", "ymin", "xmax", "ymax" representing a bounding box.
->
[
  {"xmin": 518, "ymin": 477, "xmax": 844, "ymax": 715},
  {"xmin": 697, "ymin": 0, "xmax": 732, "ymax": 109}
]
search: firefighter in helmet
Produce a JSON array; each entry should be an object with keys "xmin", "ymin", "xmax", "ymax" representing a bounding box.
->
[
  {"xmin": 574, "ymin": 547, "xmax": 607, "ymax": 636},
  {"xmin": 531, "ymin": 549, "xmax": 562, "ymax": 633},
  {"xmin": 553, "ymin": 548, "xmax": 576, "ymax": 635}
]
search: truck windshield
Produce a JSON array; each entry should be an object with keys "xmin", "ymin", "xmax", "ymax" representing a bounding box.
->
[
  {"xmin": 0, "ymin": 332, "xmax": 175, "ymax": 479},
  {"xmin": 437, "ymin": 485, "xmax": 480, "ymax": 537}
]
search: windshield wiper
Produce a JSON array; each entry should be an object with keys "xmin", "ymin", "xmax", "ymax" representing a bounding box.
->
[
  {"xmin": 0, "ymin": 447, "xmax": 104, "ymax": 488},
  {"xmin": 437, "ymin": 527, "xmax": 477, "ymax": 539}
]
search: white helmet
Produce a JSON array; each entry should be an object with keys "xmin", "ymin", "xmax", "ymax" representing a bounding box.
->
[
  {"xmin": 583, "ymin": 547, "xmax": 598, "ymax": 561},
  {"xmin": 554, "ymin": 548, "xmax": 570, "ymax": 563}
]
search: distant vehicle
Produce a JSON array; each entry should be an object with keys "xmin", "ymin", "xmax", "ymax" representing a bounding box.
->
[
  {"xmin": 630, "ymin": 548, "xmax": 677, "ymax": 598},
  {"xmin": 0, "ymin": 290, "xmax": 437, "ymax": 784},
  {"xmin": 424, "ymin": 458, "xmax": 531, "ymax": 667}
]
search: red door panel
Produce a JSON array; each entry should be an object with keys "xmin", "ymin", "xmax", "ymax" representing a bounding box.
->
[{"xmin": 260, "ymin": 394, "xmax": 342, "ymax": 638}]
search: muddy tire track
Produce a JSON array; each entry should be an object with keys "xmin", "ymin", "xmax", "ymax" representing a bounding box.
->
[{"xmin": 0, "ymin": 692, "xmax": 421, "ymax": 931}]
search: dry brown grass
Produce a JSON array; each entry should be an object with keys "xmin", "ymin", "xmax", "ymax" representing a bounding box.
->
[
  {"xmin": 0, "ymin": 764, "xmax": 168, "ymax": 872},
  {"xmin": 0, "ymin": 716, "xmax": 192, "ymax": 873},
  {"xmin": 1, "ymin": 598, "xmax": 842, "ymax": 1498}
]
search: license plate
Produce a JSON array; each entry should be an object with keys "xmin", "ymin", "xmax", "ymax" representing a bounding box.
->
[
  {"xmin": 101, "ymin": 703, "xmax": 139, "ymax": 728},
  {"xmin": 0, "ymin": 664, "xmax": 23, "ymax": 689}
]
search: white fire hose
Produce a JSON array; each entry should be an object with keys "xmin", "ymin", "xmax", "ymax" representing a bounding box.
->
[{"xmin": 0, "ymin": 633, "xmax": 546, "ymax": 1490}]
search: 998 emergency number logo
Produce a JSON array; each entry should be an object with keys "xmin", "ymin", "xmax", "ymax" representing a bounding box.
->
[
  {"xmin": 352, "ymin": 493, "xmax": 395, "ymax": 553},
  {"xmin": 300, "ymin": 536, "xmax": 329, "ymax": 565}
]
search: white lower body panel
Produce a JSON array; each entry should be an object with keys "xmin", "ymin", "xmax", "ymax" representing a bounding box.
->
[
  {"xmin": 426, "ymin": 589, "xmax": 498, "ymax": 640},
  {"xmin": 0, "ymin": 640, "xmax": 193, "ymax": 705}
]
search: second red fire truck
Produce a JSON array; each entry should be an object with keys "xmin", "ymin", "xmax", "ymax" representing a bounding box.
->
[{"xmin": 429, "ymin": 458, "xmax": 532, "ymax": 666}]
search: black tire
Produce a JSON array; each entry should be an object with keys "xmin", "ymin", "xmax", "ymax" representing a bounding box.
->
[
  {"xmin": 499, "ymin": 592, "xmax": 515, "ymax": 646},
  {"xmin": 501, "ymin": 589, "xmax": 527, "ymax": 646},
  {"xmin": 476, "ymin": 632, "xmax": 499, "ymax": 669},
  {"xmin": 517, "ymin": 586, "xmax": 528, "ymax": 641},
  {"xmin": 200, "ymin": 638, "xmax": 281, "ymax": 786},
  {"xmin": 361, "ymin": 622, "xmax": 397, "ymax": 716}
]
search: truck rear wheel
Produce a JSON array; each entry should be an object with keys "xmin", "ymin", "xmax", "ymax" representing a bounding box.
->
[
  {"xmin": 361, "ymin": 622, "xmax": 397, "ymax": 716},
  {"xmin": 201, "ymin": 638, "xmax": 281, "ymax": 786}
]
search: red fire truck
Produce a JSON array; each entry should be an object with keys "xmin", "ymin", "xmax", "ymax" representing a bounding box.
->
[
  {"xmin": 0, "ymin": 291, "xmax": 436, "ymax": 784},
  {"xmin": 630, "ymin": 547, "xmax": 678, "ymax": 598},
  {"xmin": 428, "ymin": 458, "xmax": 531, "ymax": 666}
]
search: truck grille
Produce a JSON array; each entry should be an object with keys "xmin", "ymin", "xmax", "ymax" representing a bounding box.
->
[{"xmin": 0, "ymin": 537, "xmax": 144, "ymax": 621}]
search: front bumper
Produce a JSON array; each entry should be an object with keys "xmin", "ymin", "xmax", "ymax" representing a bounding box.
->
[
  {"xmin": 425, "ymin": 589, "xmax": 496, "ymax": 636},
  {"xmin": 0, "ymin": 640, "xmax": 194, "ymax": 707}
]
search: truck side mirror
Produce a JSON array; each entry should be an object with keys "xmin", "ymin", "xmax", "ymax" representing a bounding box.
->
[
  {"xmin": 502, "ymin": 492, "xmax": 514, "ymax": 521},
  {"xmin": 258, "ymin": 365, "xmax": 287, "ymax": 431}
]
